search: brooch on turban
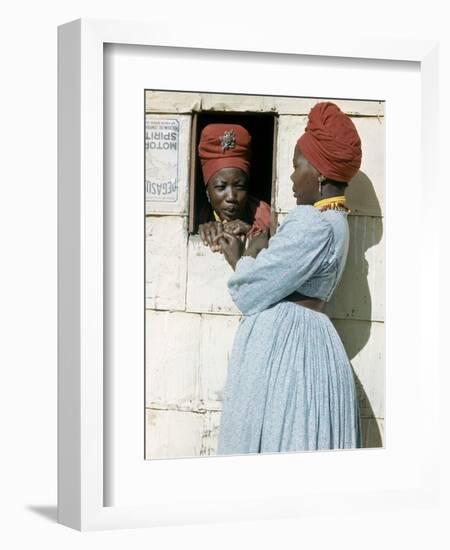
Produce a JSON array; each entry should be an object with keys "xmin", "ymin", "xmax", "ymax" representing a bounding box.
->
[{"xmin": 220, "ymin": 129, "xmax": 236, "ymax": 152}]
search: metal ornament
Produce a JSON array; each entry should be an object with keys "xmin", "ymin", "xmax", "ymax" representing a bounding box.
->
[
  {"xmin": 318, "ymin": 175, "xmax": 326, "ymax": 195},
  {"xmin": 220, "ymin": 129, "xmax": 236, "ymax": 152}
]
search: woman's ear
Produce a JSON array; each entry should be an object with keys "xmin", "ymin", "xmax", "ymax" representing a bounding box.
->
[{"xmin": 206, "ymin": 190, "xmax": 211, "ymax": 203}]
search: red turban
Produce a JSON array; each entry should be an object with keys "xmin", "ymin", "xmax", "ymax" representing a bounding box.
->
[
  {"xmin": 296, "ymin": 102, "xmax": 362, "ymax": 182},
  {"xmin": 198, "ymin": 124, "xmax": 251, "ymax": 185}
]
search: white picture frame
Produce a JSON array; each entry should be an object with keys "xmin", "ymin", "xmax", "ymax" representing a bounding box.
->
[{"xmin": 58, "ymin": 18, "xmax": 441, "ymax": 531}]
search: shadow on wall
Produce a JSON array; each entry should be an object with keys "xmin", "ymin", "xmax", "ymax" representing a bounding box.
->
[{"xmin": 326, "ymin": 170, "xmax": 384, "ymax": 449}]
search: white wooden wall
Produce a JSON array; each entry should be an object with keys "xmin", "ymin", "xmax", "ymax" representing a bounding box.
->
[{"xmin": 145, "ymin": 91, "xmax": 385, "ymax": 458}]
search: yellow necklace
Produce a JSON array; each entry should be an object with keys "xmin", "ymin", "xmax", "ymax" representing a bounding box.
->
[
  {"xmin": 213, "ymin": 210, "xmax": 221, "ymax": 222},
  {"xmin": 313, "ymin": 196, "xmax": 349, "ymax": 212}
]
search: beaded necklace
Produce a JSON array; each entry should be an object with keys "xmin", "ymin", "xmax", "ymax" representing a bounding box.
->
[{"xmin": 313, "ymin": 196, "xmax": 349, "ymax": 212}]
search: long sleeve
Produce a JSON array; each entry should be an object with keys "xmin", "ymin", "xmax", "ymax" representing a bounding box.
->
[{"xmin": 227, "ymin": 206, "xmax": 335, "ymax": 315}]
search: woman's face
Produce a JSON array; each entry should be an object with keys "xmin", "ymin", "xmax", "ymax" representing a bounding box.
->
[
  {"xmin": 290, "ymin": 147, "xmax": 321, "ymax": 205},
  {"xmin": 207, "ymin": 168, "xmax": 249, "ymax": 222}
]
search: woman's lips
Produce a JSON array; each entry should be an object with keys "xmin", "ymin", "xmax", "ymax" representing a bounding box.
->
[{"xmin": 222, "ymin": 208, "xmax": 237, "ymax": 216}]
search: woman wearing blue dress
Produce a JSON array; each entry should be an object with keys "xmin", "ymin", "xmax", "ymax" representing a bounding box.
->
[{"xmin": 215, "ymin": 102, "xmax": 362, "ymax": 454}]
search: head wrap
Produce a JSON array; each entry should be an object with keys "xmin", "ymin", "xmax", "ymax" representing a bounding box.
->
[
  {"xmin": 198, "ymin": 123, "xmax": 251, "ymax": 185},
  {"xmin": 296, "ymin": 102, "xmax": 362, "ymax": 182}
]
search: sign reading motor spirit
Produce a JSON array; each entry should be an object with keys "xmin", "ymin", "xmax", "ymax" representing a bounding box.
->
[{"xmin": 145, "ymin": 118, "xmax": 179, "ymax": 202}]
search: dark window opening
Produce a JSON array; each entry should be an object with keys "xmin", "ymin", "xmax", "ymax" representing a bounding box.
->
[{"xmin": 189, "ymin": 111, "xmax": 278, "ymax": 234}]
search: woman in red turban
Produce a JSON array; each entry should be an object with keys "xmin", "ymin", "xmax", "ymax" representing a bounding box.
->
[
  {"xmin": 215, "ymin": 102, "xmax": 363, "ymax": 454},
  {"xmin": 197, "ymin": 123, "xmax": 271, "ymax": 252}
]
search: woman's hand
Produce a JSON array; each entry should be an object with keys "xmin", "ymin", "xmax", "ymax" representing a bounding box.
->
[
  {"xmin": 199, "ymin": 219, "xmax": 251, "ymax": 252},
  {"xmin": 198, "ymin": 221, "xmax": 224, "ymax": 252},
  {"xmin": 222, "ymin": 219, "xmax": 251, "ymax": 237},
  {"xmin": 212, "ymin": 232, "xmax": 244, "ymax": 269},
  {"xmin": 244, "ymin": 229, "xmax": 269, "ymax": 259}
]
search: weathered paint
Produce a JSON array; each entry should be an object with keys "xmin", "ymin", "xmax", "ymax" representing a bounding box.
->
[
  {"xmin": 275, "ymin": 115, "xmax": 309, "ymax": 212},
  {"xmin": 326, "ymin": 215, "xmax": 385, "ymax": 322},
  {"xmin": 348, "ymin": 116, "xmax": 385, "ymax": 217},
  {"xmin": 201, "ymin": 411, "xmax": 222, "ymax": 456},
  {"xmin": 198, "ymin": 314, "xmax": 241, "ymax": 407},
  {"xmin": 201, "ymin": 93, "xmax": 267, "ymax": 112},
  {"xmin": 270, "ymin": 97, "xmax": 384, "ymax": 117},
  {"xmin": 145, "ymin": 91, "xmax": 202, "ymax": 113},
  {"xmin": 186, "ymin": 235, "xmax": 240, "ymax": 315},
  {"xmin": 145, "ymin": 216, "xmax": 188, "ymax": 311},
  {"xmin": 145, "ymin": 408, "xmax": 206, "ymax": 459},
  {"xmin": 145, "ymin": 310, "xmax": 200, "ymax": 408},
  {"xmin": 332, "ymin": 319, "xmax": 385, "ymax": 419}
]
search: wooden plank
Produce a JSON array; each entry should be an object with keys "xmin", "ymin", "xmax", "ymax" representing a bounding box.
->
[
  {"xmin": 332, "ymin": 319, "xmax": 385, "ymax": 419},
  {"xmin": 145, "ymin": 216, "xmax": 188, "ymax": 311},
  {"xmin": 145, "ymin": 90, "xmax": 202, "ymax": 113},
  {"xmin": 186, "ymin": 235, "xmax": 240, "ymax": 315},
  {"xmin": 188, "ymin": 113, "xmax": 198, "ymax": 233},
  {"xmin": 327, "ymin": 215, "xmax": 385, "ymax": 322},
  {"xmin": 270, "ymin": 96, "xmax": 384, "ymax": 117},
  {"xmin": 145, "ymin": 310, "xmax": 200, "ymax": 407},
  {"xmin": 198, "ymin": 314, "xmax": 240, "ymax": 406},
  {"xmin": 145, "ymin": 408, "xmax": 206, "ymax": 459}
]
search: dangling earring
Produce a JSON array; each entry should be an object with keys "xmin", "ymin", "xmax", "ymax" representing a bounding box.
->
[
  {"xmin": 318, "ymin": 175, "xmax": 325, "ymax": 196},
  {"xmin": 206, "ymin": 192, "xmax": 211, "ymax": 203}
]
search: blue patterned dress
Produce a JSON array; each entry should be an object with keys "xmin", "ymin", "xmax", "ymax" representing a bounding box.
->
[{"xmin": 217, "ymin": 205, "xmax": 361, "ymax": 454}]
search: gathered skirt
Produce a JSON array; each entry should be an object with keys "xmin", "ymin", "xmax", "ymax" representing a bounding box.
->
[{"xmin": 217, "ymin": 301, "xmax": 361, "ymax": 455}]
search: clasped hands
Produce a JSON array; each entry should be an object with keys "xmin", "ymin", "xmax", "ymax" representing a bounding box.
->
[
  {"xmin": 198, "ymin": 220, "xmax": 269, "ymax": 270},
  {"xmin": 198, "ymin": 220, "xmax": 250, "ymax": 251}
]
